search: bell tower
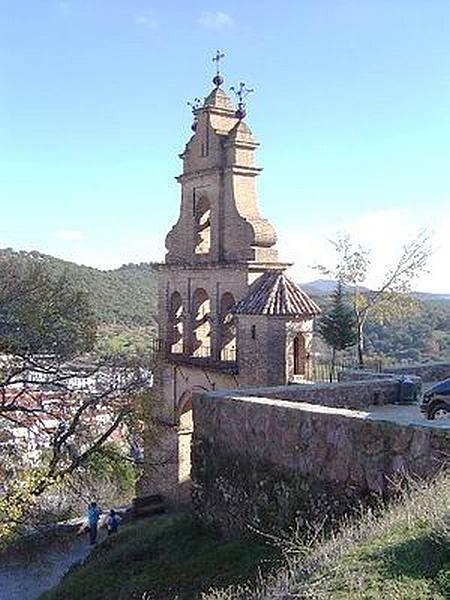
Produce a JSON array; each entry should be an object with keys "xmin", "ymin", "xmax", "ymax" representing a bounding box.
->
[
  {"xmin": 165, "ymin": 73, "xmax": 278, "ymax": 266},
  {"xmin": 138, "ymin": 54, "xmax": 320, "ymax": 502}
]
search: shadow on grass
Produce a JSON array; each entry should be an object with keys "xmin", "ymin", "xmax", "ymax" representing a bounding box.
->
[
  {"xmin": 371, "ymin": 531, "xmax": 450, "ymax": 596},
  {"xmin": 40, "ymin": 513, "xmax": 280, "ymax": 600}
]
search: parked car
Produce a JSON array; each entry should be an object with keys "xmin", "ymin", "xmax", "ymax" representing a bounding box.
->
[{"xmin": 420, "ymin": 378, "xmax": 450, "ymax": 420}]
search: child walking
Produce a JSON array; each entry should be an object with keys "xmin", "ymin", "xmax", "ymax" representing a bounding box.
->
[{"xmin": 106, "ymin": 509, "xmax": 122, "ymax": 535}]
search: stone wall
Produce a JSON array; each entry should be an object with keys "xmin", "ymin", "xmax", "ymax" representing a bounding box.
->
[
  {"xmin": 191, "ymin": 391, "xmax": 449, "ymax": 535},
  {"xmin": 384, "ymin": 361, "xmax": 450, "ymax": 382},
  {"xmin": 234, "ymin": 378, "xmax": 405, "ymax": 409},
  {"xmin": 338, "ymin": 370, "xmax": 399, "ymax": 382}
]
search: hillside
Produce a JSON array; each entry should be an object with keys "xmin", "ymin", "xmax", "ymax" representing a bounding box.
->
[
  {"xmin": 0, "ymin": 248, "xmax": 159, "ymax": 332},
  {"xmin": 1, "ymin": 249, "xmax": 449, "ymax": 363},
  {"xmin": 41, "ymin": 474, "xmax": 449, "ymax": 600},
  {"xmin": 301, "ymin": 279, "xmax": 450, "ymax": 301},
  {"xmin": 40, "ymin": 513, "xmax": 277, "ymax": 600},
  {"xmin": 303, "ymin": 280, "xmax": 450, "ymax": 364}
]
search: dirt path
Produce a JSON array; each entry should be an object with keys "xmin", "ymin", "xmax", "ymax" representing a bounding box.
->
[{"xmin": 0, "ymin": 530, "xmax": 105, "ymax": 600}]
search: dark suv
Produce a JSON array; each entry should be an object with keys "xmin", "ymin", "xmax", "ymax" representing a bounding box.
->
[{"xmin": 420, "ymin": 378, "xmax": 450, "ymax": 420}]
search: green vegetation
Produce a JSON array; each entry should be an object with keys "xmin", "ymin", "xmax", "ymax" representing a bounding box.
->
[
  {"xmin": 39, "ymin": 475, "xmax": 449, "ymax": 600},
  {"xmin": 0, "ymin": 250, "xmax": 96, "ymax": 358},
  {"xmin": 2, "ymin": 247, "xmax": 449, "ymax": 363},
  {"xmin": 365, "ymin": 298, "xmax": 450, "ymax": 363},
  {"xmin": 0, "ymin": 251, "xmax": 151, "ymax": 541},
  {"xmin": 317, "ymin": 280, "xmax": 357, "ymax": 376},
  {"xmin": 0, "ymin": 248, "xmax": 158, "ymax": 332},
  {"xmin": 314, "ymin": 232, "xmax": 432, "ymax": 365},
  {"xmin": 82, "ymin": 442, "xmax": 138, "ymax": 502},
  {"xmin": 41, "ymin": 513, "xmax": 278, "ymax": 600},
  {"xmin": 203, "ymin": 473, "xmax": 450, "ymax": 600},
  {"xmin": 312, "ymin": 292, "xmax": 450, "ymax": 366}
]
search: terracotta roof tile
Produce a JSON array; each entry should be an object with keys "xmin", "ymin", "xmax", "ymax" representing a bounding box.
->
[{"xmin": 234, "ymin": 270, "xmax": 321, "ymax": 317}]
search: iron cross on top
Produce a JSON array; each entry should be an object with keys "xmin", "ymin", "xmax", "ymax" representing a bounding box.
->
[
  {"xmin": 212, "ymin": 50, "xmax": 225, "ymax": 75},
  {"xmin": 212, "ymin": 51, "xmax": 225, "ymax": 87}
]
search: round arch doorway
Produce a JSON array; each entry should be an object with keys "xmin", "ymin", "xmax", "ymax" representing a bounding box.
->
[{"xmin": 177, "ymin": 386, "xmax": 210, "ymax": 489}]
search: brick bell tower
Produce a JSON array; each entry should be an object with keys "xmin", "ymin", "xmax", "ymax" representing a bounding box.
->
[{"xmin": 138, "ymin": 53, "xmax": 320, "ymax": 502}]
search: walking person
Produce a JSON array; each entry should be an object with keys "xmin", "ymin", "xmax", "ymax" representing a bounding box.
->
[
  {"xmin": 87, "ymin": 501, "xmax": 102, "ymax": 545},
  {"xmin": 106, "ymin": 509, "xmax": 121, "ymax": 536}
]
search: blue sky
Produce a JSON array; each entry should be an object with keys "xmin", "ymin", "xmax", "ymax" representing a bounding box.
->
[{"xmin": 1, "ymin": 1, "xmax": 449, "ymax": 291}]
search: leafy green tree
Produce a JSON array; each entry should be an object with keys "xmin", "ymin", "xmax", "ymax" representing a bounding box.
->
[
  {"xmin": 0, "ymin": 253, "xmax": 96, "ymax": 357},
  {"xmin": 317, "ymin": 280, "xmax": 357, "ymax": 378}
]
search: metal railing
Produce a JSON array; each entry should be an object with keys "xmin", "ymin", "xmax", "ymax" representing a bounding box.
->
[{"xmin": 305, "ymin": 357, "xmax": 384, "ymax": 383}]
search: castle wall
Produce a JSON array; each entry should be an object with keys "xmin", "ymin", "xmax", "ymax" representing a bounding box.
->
[{"xmin": 191, "ymin": 389, "xmax": 450, "ymax": 534}]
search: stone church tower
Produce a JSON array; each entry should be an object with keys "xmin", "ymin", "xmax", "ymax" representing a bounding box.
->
[{"xmin": 139, "ymin": 59, "xmax": 320, "ymax": 501}]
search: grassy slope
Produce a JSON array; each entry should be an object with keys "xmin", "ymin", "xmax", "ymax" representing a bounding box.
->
[
  {"xmin": 40, "ymin": 513, "xmax": 277, "ymax": 600},
  {"xmin": 318, "ymin": 511, "xmax": 449, "ymax": 599},
  {"xmin": 41, "ymin": 476, "xmax": 449, "ymax": 600},
  {"xmin": 204, "ymin": 474, "xmax": 450, "ymax": 600}
]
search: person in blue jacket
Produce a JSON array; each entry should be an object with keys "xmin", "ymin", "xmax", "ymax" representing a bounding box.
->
[{"xmin": 87, "ymin": 501, "xmax": 102, "ymax": 545}]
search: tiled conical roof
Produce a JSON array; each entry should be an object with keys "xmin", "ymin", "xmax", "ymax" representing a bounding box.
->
[{"xmin": 234, "ymin": 271, "xmax": 321, "ymax": 317}]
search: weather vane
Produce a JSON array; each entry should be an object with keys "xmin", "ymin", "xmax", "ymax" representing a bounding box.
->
[
  {"xmin": 230, "ymin": 81, "xmax": 254, "ymax": 120},
  {"xmin": 212, "ymin": 50, "xmax": 225, "ymax": 87},
  {"xmin": 187, "ymin": 97, "xmax": 201, "ymax": 131}
]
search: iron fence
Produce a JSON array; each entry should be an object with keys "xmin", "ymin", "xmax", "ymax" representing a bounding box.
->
[{"xmin": 306, "ymin": 357, "xmax": 384, "ymax": 383}]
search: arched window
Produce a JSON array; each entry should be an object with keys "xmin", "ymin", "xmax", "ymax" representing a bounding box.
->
[
  {"xmin": 293, "ymin": 334, "xmax": 306, "ymax": 375},
  {"xmin": 168, "ymin": 291, "xmax": 184, "ymax": 354},
  {"xmin": 219, "ymin": 292, "xmax": 236, "ymax": 362},
  {"xmin": 194, "ymin": 195, "xmax": 211, "ymax": 255},
  {"xmin": 191, "ymin": 288, "xmax": 211, "ymax": 357}
]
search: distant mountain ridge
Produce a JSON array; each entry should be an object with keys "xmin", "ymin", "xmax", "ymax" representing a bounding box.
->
[
  {"xmin": 1, "ymin": 250, "xmax": 449, "ymax": 363},
  {"xmin": 0, "ymin": 248, "xmax": 159, "ymax": 330},
  {"xmin": 300, "ymin": 278, "xmax": 450, "ymax": 301}
]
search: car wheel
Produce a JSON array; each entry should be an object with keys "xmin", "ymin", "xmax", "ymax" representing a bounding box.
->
[{"xmin": 428, "ymin": 402, "xmax": 450, "ymax": 420}]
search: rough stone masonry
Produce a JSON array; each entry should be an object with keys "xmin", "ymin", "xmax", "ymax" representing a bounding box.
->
[{"xmin": 191, "ymin": 382, "xmax": 449, "ymax": 535}]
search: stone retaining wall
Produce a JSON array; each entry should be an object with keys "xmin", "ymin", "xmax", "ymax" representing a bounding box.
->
[
  {"xmin": 384, "ymin": 361, "xmax": 450, "ymax": 382},
  {"xmin": 234, "ymin": 378, "xmax": 404, "ymax": 409},
  {"xmin": 338, "ymin": 370, "xmax": 397, "ymax": 382},
  {"xmin": 192, "ymin": 392, "xmax": 449, "ymax": 535}
]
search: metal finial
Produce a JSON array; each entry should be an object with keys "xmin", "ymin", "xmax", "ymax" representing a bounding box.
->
[
  {"xmin": 187, "ymin": 98, "xmax": 201, "ymax": 131},
  {"xmin": 230, "ymin": 82, "xmax": 254, "ymax": 120},
  {"xmin": 187, "ymin": 98, "xmax": 202, "ymax": 113},
  {"xmin": 212, "ymin": 50, "xmax": 225, "ymax": 87}
]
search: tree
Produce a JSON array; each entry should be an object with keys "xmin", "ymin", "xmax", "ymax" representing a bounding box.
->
[
  {"xmin": 316, "ymin": 231, "xmax": 432, "ymax": 366},
  {"xmin": 317, "ymin": 280, "xmax": 357, "ymax": 378},
  {"xmin": 0, "ymin": 255, "xmax": 153, "ymax": 541}
]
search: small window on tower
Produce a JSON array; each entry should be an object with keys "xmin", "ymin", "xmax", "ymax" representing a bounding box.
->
[{"xmin": 251, "ymin": 325, "xmax": 256, "ymax": 340}]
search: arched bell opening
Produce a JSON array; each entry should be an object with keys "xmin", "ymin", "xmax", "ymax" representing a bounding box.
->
[
  {"xmin": 168, "ymin": 291, "xmax": 184, "ymax": 354},
  {"xmin": 194, "ymin": 195, "xmax": 211, "ymax": 255},
  {"xmin": 219, "ymin": 292, "xmax": 236, "ymax": 362},
  {"xmin": 293, "ymin": 334, "xmax": 306, "ymax": 376},
  {"xmin": 191, "ymin": 288, "xmax": 211, "ymax": 358}
]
